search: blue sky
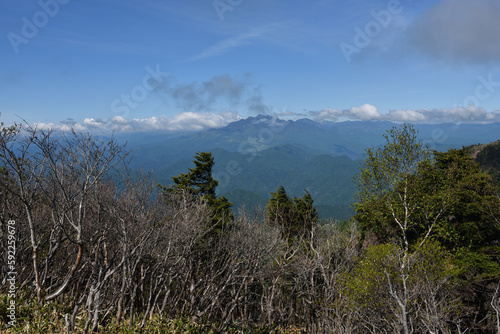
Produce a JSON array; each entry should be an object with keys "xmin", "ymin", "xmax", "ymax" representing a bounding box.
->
[{"xmin": 2, "ymin": 0, "xmax": 500, "ymax": 132}]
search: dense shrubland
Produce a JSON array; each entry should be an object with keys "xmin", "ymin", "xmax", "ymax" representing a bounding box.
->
[{"xmin": 1, "ymin": 122, "xmax": 500, "ymax": 333}]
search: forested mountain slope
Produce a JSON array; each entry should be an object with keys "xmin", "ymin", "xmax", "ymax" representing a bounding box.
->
[
  {"xmin": 152, "ymin": 145, "xmax": 359, "ymax": 220},
  {"xmin": 468, "ymin": 140, "xmax": 500, "ymax": 185},
  {"xmin": 123, "ymin": 116, "xmax": 500, "ymax": 220}
]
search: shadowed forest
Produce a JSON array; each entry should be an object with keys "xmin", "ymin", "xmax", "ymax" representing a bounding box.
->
[{"xmin": 2, "ymin": 122, "xmax": 500, "ymax": 333}]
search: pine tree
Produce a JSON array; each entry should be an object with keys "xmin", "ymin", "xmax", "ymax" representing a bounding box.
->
[
  {"xmin": 267, "ymin": 186, "xmax": 318, "ymax": 241},
  {"xmin": 293, "ymin": 190, "xmax": 318, "ymax": 237},
  {"xmin": 161, "ymin": 152, "xmax": 233, "ymax": 230},
  {"xmin": 267, "ymin": 185, "xmax": 295, "ymax": 224}
]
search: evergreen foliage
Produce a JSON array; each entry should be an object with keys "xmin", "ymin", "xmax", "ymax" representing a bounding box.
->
[
  {"xmin": 267, "ymin": 186, "xmax": 318, "ymax": 240},
  {"xmin": 475, "ymin": 140, "xmax": 500, "ymax": 185},
  {"xmin": 160, "ymin": 152, "xmax": 233, "ymax": 229},
  {"xmin": 418, "ymin": 149, "xmax": 500, "ymax": 251}
]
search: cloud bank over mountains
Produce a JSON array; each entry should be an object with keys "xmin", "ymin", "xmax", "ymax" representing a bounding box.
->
[
  {"xmin": 312, "ymin": 104, "xmax": 500, "ymax": 123},
  {"xmin": 35, "ymin": 104, "xmax": 500, "ymax": 133},
  {"xmin": 35, "ymin": 112, "xmax": 243, "ymax": 133}
]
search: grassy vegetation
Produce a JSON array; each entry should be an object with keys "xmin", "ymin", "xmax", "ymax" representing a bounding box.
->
[{"xmin": 1, "ymin": 293, "xmax": 302, "ymax": 334}]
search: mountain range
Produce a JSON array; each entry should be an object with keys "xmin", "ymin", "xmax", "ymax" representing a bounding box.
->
[{"xmin": 116, "ymin": 115, "xmax": 500, "ymax": 220}]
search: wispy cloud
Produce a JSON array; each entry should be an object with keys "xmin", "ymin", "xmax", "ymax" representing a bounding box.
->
[
  {"xmin": 189, "ymin": 22, "xmax": 300, "ymax": 61},
  {"xmin": 189, "ymin": 25, "xmax": 273, "ymax": 61}
]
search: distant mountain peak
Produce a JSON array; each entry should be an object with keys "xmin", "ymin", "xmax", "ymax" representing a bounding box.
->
[
  {"xmin": 296, "ymin": 117, "xmax": 317, "ymax": 124},
  {"xmin": 247, "ymin": 114, "xmax": 273, "ymax": 126},
  {"xmin": 252, "ymin": 114, "xmax": 273, "ymax": 121},
  {"xmin": 221, "ymin": 114, "xmax": 287, "ymax": 131}
]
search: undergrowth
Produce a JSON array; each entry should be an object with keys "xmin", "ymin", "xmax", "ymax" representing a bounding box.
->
[{"xmin": 0, "ymin": 293, "xmax": 301, "ymax": 333}]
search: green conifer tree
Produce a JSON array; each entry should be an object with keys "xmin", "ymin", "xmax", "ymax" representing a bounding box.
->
[
  {"xmin": 161, "ymin": 152, "xmax": 233, "ymax": 231},
  {"xmin": 267, "ymin": 186, "xmax": 318, "ymax": 240}
]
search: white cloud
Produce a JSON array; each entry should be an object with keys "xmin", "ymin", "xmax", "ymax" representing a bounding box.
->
[
  {"xmin": 448, "ymin": 105, "xmax": 488, "ymax": 121},
  {"xmin": 110, "ymin": 116, "xmax": 129, "ymax": 125},
  {"xmin": 157, "ymin": 111, "xmax": 240, "ymax": 131},
  {"xmin": 486, "ymin": 110, "xmax": 500, "ymax": 121},
  {"xmin": 349, "ymin": 104, "xmax": 380, "ymax": 120},
  {"xmin": 83, "ymin": 118, "xmax": 106, "ymax": 127},
  {"xmin": 312, "ymin": 104, "xmax": 381, "ymax": 122},
  {"xmin": 35, "ymin": 121, "xmax": 87, "ymax": 132},
  {"xmin": 386, "ymin": 109, "xmax": 427, "ymax": 122},
  {"xmin": 312, "ymin": 108, "xmax": 343, "ymax": 121}
]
